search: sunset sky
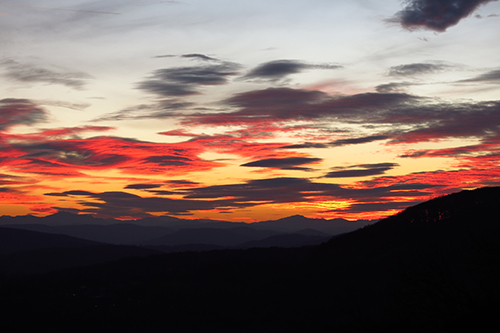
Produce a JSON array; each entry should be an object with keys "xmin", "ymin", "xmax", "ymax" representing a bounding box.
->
[{"xmin": 1, "ymin": 0, "xmax": 499, "ymax": 221}]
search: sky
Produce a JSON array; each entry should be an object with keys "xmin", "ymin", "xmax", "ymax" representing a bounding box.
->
[{"xmin": 0, "ymin": 0, "xmax": 499, "ymax": 222}]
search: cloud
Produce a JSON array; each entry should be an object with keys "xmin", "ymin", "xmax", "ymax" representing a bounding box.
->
[
  {"xmin": 36, "ymin": 100, "xmax": 91, "ymax": 111},
  {"xmin": 0, "ymin": 59, "xmax": 92, "ymax": 89},
  {"xmin": 241, "ymin": 157, "xmax": 322, "ymax": 170},
  {"xmin": 399, "ymin": 150, "xmax": 430, "ymax": 158},
  {"xmin": 375, "ymin": 82, "xmax": 415, "ymax": 93},
  {"xmin": 142, "ymin": 155, "xmax": 191, "ymax": 166},
  {"xmin": 0, "ymin": 134, "xmax": 223, "ymax": 178},
  {"xmin": 183, "ymin": 177, "xmax": 327, "ymax": 202},
  {"xmin": 388, "ymin": 62, "xmax": 452, "ymax": 76},
  {"xmin": 44, "ymin": 176, "xmax": 449, "ymax": 219},
  {"xmin": 180, "ymin": 177, "xmax": 444, "ymax": 218},
  {"xmin": 3, "ymin": 125, "xmax": 113, "ymax": 142},
  {"xmin": 91, "ymin": 100, "xmax": 193, "ymax": 121},
  {"xmin": 241, "ymin": 60, "xmax": 342, "ymax": 82},
  {"xmin": 387, "ymin": 100, "xmax": 500, "ymax": 143},
  {"xmin": 282, "ymin": 135, "xmax": 390, "ymax": 149},
  {"xmin": 329, "ymin": 135, "xmax": 391, "ymax": 147},
  {"xmin": 324, "ymin": 163, "xmax": 398, "ymax": 178},
  {"xmin": 281, "ymin": 142, "xmax": 331, "ymax": 149},
  {"xmin": 124, "ymin": 184, "xmax": 163, "ymax": 190},
  {"xmin": 389, "ymin": 0, "xmax": 497, "ymax": 32},
  {"xmin": 190, "ymin": 88, "xmax": 422, "ymax": 127},
  {"xmin": 181, "ymin": 54, "xmax": 219, "ymax": 61},
  {"xmin": 0, "ymin": 173, "xmax": 34, "ymax": 186},
  {"xmin": 458, "ymin": 69, "xmax": 500, "ymax": 83},
  {"xmin": 188, "ymin": 87, "xmax": 500, "ymax": 144},
  {"xmin": 137, "ymin": 62, "xmax": 241, "ymax": 97},
  {"xmin": 154, "ymin": 54, "xmax": 219, "ymax": 61},
  {"xmin": 164, "ymin": 180, "xmax": 200, "ymax": 187},
  {"xmin": 50, "ymin": 190, "xmax": 251, "ymax": 218},
  {"xmin": 0, "ymin": 98, "xmax": 48, "ymax": 131}
]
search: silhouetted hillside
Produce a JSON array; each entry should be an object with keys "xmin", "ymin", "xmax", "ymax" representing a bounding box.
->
[
  {"xmin": 2, "ymin": 223, "xmax": 174, "ymax": 245},
  {"xmin": 235, "ymin": 233, "xmax": 330, "ymax": 249},
  {"xmin": 0, "ymin": 187, "xmax": 499, "ymax": 332},
  {"xmin": 0, "ymin": 226, "xmax": 101, "ymax": 254},
  {"xmin": 0, "ymin": 227, "xmax": 159, "ymax": 275}
]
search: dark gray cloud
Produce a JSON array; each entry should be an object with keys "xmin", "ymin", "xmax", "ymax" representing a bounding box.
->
[
  {"xmin": 330, "ymin": 135, "xmax": 391, "ymax": 147},
  {"xmin": 154, "ymin": 54, "xmax": 219, "ymax": 61},
  {"xmin": 181, "ymin": 54, "xmax": 218, "ymax": 61},
  {"xmin": 389, "ymin": 0, "xmax": 497, "ymax": 32},
  {"xmin": 459, "ymin": 69, "xmax": 500, "ymax": 83},
  {"xmin": 182, "ymin": 177, "xmax": 441, "ymax": 214},
  {"xmin": 0, "ymin": 98, "xmax": 48, "ymax": 131},
  {"xmin": 241, "ymin": 157, "xmax": 322, "ymax": 170},
  {"xmin": 281, "ymin": 142, "xmax": 331, "ymax": 149},
  {"xmin": 192, "ymin": 87, "xmax": 500, "ymax": 144},
  {"xmin": 324, "ymin": 163, "xmax": 398, "ymax": 178},
  {"xmin": 241, "ymin": 60, "xmax": 342, "ymax": 82},
  {"xmin": 124, "ymin": 184, "xmax": 163, "ymax": 190},
  {"xmin": 0, "ymin": 59, "xmax": 92, "ymax": 89},
  {"xmin": 388, "ymin": 63, "xmax": 451, "ymax": 76},
  {"xmin": 283, "ymin": 135, "xmax": 391, "ymax": 149},
  {"xmin": 153, "ymin": 54, "xmax": 176, "ymax": 58},
  {"xmin": 143, "ymin": 155, "xmax": 191, "ymax": 166},
  {"xmin": 137, "ymin": 62, "xmax": 241, "ymax": 97},
  {"xmin": 65, "ymin": 190, "xmax": 94, "ymax": 196},
  {"xmin": 165, "ymin": 180, "xmax": 200, "ymax": 186},
  {"xmin": 198, "ymin": 89, "xmax": 422, "ymax": 126}
]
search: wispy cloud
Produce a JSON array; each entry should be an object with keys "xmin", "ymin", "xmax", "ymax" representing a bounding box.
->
[
  {"xmin": 92, "ymin": 100, "xmax": 194, "ymax": 121},
  {"xmin": 0, "ymin": 59, "xmax": 92, "ymax": 89}
]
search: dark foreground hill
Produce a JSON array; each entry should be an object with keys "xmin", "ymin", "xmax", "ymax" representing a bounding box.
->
[
  {"xmin": 1, "ymin": 187, "xmax": 499, "ymax": 333},
  {"xmin": 0, "ymin": 227, "xmax": 159, "ymax": 274}
]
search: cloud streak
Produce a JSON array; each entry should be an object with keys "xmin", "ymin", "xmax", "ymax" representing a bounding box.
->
[{"xmin": 0, "ymin": 59, "xmax": 92, "ymax": 89}]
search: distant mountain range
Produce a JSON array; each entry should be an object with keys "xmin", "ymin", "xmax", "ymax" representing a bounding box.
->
[
  {"xmin": 0, "ymin": 213, "xmax": 374, "ymax": 249},
  {"xmin": 1, "ymin": 187, "xmax": 499, "ymax": 332}
]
